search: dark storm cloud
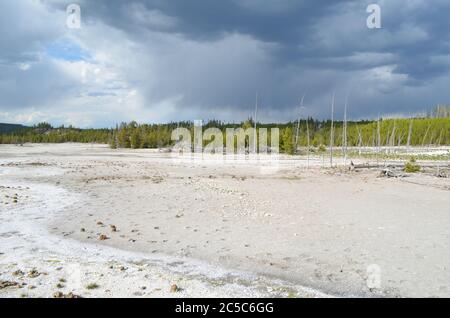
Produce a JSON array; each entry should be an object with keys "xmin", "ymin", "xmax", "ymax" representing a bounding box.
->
[
  {"xmin": 68, "ymin": 0, "xmax": 333, "ymax": 40},
  {"xmin": 2, "ymin": 0, "xmax": 450, "ymax": 126},
  {"xmin": 78, "ymin": 0, "xmax": 450, "ymax": 116},
  {"xmin": 74, "ymin": 0, "xmax": 450, "ymax": 73}
]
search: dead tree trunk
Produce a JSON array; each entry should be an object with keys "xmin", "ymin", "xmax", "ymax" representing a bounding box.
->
[
  {"xmin": 254, "ymin": 93, "xmax": 258, "ymax": 153},
  {"xmin": 306, "ymin": 117, "xmax": 310, "ymax": 169},
  {"xmin": 343, "ymin": 97, "xmax": 348, "ymax": 165},
  {"xmin": 406, "ymin": 119, "xmax": 413, "ymax": 153},
  {"xmin": 421, "ymin": 124, "xmax": 431, "ymax": 148},
  {"xmin": 358, "ymin": 127, "xmax": 363, "ymax": 156},
  {"xmin": 295, "ymin": 95, "xmax": 305, "ymax": 154},
  {"xmin": 330, "ymin": 92, "xmax": 335, "ymax": 167},
  {"xmin": 376, "ymin": 117, "xmax": 381, "ymax": 167}
]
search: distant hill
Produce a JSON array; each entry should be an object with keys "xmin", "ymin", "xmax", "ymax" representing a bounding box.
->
[{"xmin": 0, "ymin": 123, "xmax": 29, "ymax": 134}]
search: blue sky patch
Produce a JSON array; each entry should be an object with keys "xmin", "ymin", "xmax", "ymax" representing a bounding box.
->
[{"xmin": 45, "ymin": 39, "xmax": 91, "ymax": 62}]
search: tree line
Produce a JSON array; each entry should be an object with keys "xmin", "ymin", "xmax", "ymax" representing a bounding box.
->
[{"xmin": 1, "ymin": 116, "xmax": 449, "ymax": 154}]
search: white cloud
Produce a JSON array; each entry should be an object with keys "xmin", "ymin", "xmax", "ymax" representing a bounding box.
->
[{"xmin": 18, "ymin": 63, "xmax": 31, "ymax": 71}]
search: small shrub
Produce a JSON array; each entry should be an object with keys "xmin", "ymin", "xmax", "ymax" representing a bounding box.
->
[
  {"xmin": 86, "ymin": 283, "xmax": 99, "ymax": 290},
  {"xmin": 404, "ymin": 157, "xmax": 421, "ymax": 173}
]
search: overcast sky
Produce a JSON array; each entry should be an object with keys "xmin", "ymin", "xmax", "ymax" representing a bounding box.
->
[{"xmin": 1, "ymin": 0, "xmax": 450, "ymax": 127}]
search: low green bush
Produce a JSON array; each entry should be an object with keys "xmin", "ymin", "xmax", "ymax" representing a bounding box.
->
[{"xmin": 404, "ymin": 157, "xmax": 421, "ymax": 173}]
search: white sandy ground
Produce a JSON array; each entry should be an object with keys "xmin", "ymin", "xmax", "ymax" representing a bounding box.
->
[{"xmin": 0, "ymin": 143, "xmax": 449, "ymax": 298}]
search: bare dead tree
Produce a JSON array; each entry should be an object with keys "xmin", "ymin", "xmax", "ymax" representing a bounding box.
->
[
  {"xmin": 306, "ymin": 116, "xmax": 310, "ymax": 169},
  {"xmin": 421, "ymin": 124, "xmax": 431, "ymax": 148},
  {"xmin": 372, "ymin": 130, "xmax": 375, "ymax": 148},
  {"xmin": 376, "ymin": 116, "xmax": 381, "ymax": 167},
  {"xmin": 330, "ymin": 92, "xmax": 335, "ymax": 167},
  {"xmin": 358, "ymin": 127, "xmax": 363, "ymax": 156},
  {"xmin": 437, "ymin": 128, "xmax": 444, "ymax": 146},
  {"xmin": 389, "ymin": 121, "xmax": 396, "ymax": 154},
  {"xmin": 385, "ymin": 130, "xmax": 390, "ymax": 155},
  {"xmin": 254, "ymin": 92, "xmax": 258, "ymax": 153},
  {"xmin": 406, "ymin": 119, "xmax": 413, "ymax": 153},
  {"xmin": 342, "ymin": 96, "xmax": 348, "ymax": 165},
  {"xmin": 428, "ymin": 131, "xmax": 435, "ymax": 148},
  {"xmin": 397, "ymin": 132, "xmax": 405, "ymax": 147},
  {"xmin": 295, "ymin": 94, "xmax": 306, "ymax": 153}
]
